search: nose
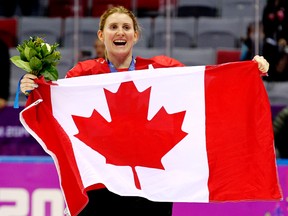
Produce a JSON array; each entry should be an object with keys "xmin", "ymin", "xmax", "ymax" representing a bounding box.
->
[{"xmin": 116, "ymin": 27, "xmax": 125, "ymax": 36}]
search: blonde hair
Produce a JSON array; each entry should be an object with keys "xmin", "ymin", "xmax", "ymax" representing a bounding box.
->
[{"xmin": 99, "ymin": 6, "xmax": 141, "ymax": 35}]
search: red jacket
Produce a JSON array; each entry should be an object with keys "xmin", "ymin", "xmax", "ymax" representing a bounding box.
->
[{"xmin": 66, "ymin": 55, "xmax": 184, "ymax": 78}]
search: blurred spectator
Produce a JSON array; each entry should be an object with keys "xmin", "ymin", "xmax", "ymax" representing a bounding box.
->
[
  {"xmin": 273, "ymin": 106, "xmax": 288, "ymax": 158},
  {"xmin": 0, "ymin": 0, "xmax": 39, "ymax": 17},
  {"xmin": 0, "ymin": 39, "xmax": 11, "ymax": 109},
  {"xmin": 240, "ymin": 22, "xmax": 264, "ymax": 61},
  {"xmin": 79, "ymin": 38, "xmax": 105, "ymax": 61},
  {"xmin": 93, "ymin": 38, "xmax": 105, "ymax": 58},
  {"xmin": 262, "ymin": 0, "xmax": 288, "ymax": 81}
]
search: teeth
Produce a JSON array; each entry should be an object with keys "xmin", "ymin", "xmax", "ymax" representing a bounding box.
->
[{"xmin": 113, "ymin": 40, "xmax": 127, "ymax": 46}]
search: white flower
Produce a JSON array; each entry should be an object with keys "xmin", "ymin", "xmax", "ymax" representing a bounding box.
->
[{"xmin": 41, "ymin": 43, "xmax": 51, "ymax": 53}]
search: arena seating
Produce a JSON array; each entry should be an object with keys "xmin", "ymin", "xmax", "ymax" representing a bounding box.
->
[
  {"xmin": 18, "ymin": 17, "xmax": 62, "ymax": 44},
  {"xmin": 152, "ymin": 17, "xmax": 196, "ymax": 48},
  {"xmin": 4, "ymin": 0, "xmax": 277, "ymax": 104}
]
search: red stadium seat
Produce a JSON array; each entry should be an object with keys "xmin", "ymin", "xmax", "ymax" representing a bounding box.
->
[
  {"xmin": 0, "ymin": 18, "xmax": 18, "ymax": 48},
  {"xmin": 136, "ymin": 0, "xmax": 160, "ymax": 16},
  {"xmin": 216, "ymin": 49, "xmax": 241, "ymax": 64},
  {"xmin": 48, "ymin": 0, "xmax": 89, "ymax": 18},
  {"xmin": 91, "ymin": 0, "xmax": 131, "ymax": 17}
]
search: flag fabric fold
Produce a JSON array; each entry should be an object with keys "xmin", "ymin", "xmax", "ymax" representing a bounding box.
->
[{"xmin": 20, "ymin": 61, "xmax": 282, "ymax": 216}]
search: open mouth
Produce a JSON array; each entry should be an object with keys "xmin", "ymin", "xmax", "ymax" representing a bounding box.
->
[{"xmin": 113, "ymin": 40, "xmax": 127, "ymax": 46}]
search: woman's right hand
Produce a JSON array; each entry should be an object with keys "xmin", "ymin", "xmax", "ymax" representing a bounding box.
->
[{"xmin": 20, "ymin": 74, "xmax": 38, "ymax": 96}]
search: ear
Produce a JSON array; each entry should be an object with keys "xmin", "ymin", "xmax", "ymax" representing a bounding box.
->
[
  {"xmin": 98, "ymin": 30, "xmax": 104, "ymax": 42},
  {"xmin": 133, "ymin": 31, "xmax": 139, "ymax": 43}
]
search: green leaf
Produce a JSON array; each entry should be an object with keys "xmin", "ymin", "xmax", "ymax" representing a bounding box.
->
[
  {"xmin": 43, "ymin": 51, "xmax": 61, "ymax": 64},
  {"xmin": 26, "ymin": 45, "xmax": 39, "ymax": 60},
  {"xmin": 24, "ymin": 46, "xmax": 32, "ymax": 61},
  {"xmin": 41, "ymin": 65, "xmax": 58, "ymax": 81},
  {"xmin": 10, "ymin": 56, "xmax": 32, "ymax": 72},
  {"xmin": 54, "ymin": 51, "xmax": 61, "ymax": 60},
  {"xmin": 50, "ymin": 43, "xmax": 59, "ymax": 52},
  {"xmin": 16, "ymin": 44, "xmax": 27, "ymax": 61},
  {"xmin": 20, "ymin": 52, "xmax": 27, "ymax": 61},
  {"xmin": 35, "ymin": 46, "xmax": 41, "ymax": 53},
  {"xmin": 29, "ymin": 56, "xmax": 42, "ymax": 71},
  {"xmin": 16, "ymin": 44, "xmax": 24, "ymax": 53},
  {"xmin": 41, "ymin": 43, "xmax": 50, "ymax": 57},
  {"xmin": 27, "ymin": 40, "xmax": 34, "ymax": 48},
  {"xmin": 29, "ymin": 48, "xmax": 37, "ymax": 60}
]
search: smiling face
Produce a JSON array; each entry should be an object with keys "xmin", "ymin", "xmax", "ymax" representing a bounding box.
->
[{"xmin": 98, "ymin": 12, "xmax": 139, "ymax": 60}]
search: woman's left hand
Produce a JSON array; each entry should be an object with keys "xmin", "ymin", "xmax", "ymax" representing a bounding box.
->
[{"xmin": 253, "ymin": 55, "xmax": 269, "ymax": 73}]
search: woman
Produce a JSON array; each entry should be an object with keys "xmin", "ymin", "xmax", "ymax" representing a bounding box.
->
[{"xmin": 21, "ymin": 6, "xmax": 270, "ymax": 216}]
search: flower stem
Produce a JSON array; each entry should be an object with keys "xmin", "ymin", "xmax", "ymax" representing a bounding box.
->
[{"xmin": 30, "ymin": 71, "xmax": 39, "ymax": 76}]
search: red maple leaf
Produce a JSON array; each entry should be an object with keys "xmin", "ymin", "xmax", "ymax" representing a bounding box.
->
[{"xmin": 72, "ymin": 81, "xmax": 187, "ymax": 189}]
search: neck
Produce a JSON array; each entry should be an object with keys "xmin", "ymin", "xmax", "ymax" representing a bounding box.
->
[{"xmin": 107, "ymin": 53, "xmax": 133, "ymax": 69}]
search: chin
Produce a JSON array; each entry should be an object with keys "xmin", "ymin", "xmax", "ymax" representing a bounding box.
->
[{"xmin": 114, "ymin": 48, "xmax": 131, "ymax": 55}]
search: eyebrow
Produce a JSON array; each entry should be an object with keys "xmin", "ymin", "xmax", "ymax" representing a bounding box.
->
[{"xmin": 108, "ymin": 22, "xmax": 132, "ymax": 26}]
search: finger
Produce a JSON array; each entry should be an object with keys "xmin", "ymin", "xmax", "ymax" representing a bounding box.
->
[
  {"xmin": 258, "ymin": 61, "xmax": 269, "ymax": 73},
  {"xmin": 20, "ymin": 82, "xmax": 38, "ymax": 89},
  {"xmin": 21, "ymin": 78, "xmax": 36, "ymax": 84},
  {"xmin": 21, "ymin": 74, "xmax": 37, "ymax": 82},
  {"xmin": 24, "ymin": 73, "xmax": 38, "ymax": 79},
  {"xmin": 252, "ymin": 55, "xmax": 260, "ymax": 61},
  {"xmin": 20, "ymin": 83, "xmax": 38, "ymax": 94}
]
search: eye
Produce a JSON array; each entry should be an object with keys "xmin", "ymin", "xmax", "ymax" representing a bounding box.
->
[
  {"xmin": 123, "ymin": 25, "xmax": 131, "ymax": 31},
  {"xmin": 110, "ymin": 24, "xmax": 118, "ymax": 30}
]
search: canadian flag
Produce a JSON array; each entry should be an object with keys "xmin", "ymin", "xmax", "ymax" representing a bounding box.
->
[{"xmin": 20, "ymin": 61, "xmax": 282, "ymax": 216}]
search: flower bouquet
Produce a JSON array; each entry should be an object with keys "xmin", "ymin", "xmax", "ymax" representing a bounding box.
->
[{"xmin": 10, "ymin": 36, "xmax": 61, "ymax": 81}]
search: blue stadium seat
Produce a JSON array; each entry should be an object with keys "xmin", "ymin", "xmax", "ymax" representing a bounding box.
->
[
  {"xmin": 134, "ymin": 17, "xmax": 152, "ymax": 48},
  {"xmin": 18, "ymin": 17, "xmax": 62, "ymax": 45},
  {"xmin": 151, "ymin": 17, "xmax": 196, "ymax": 48},
  {"xmin": 56, "ymin": 48, "xmax": 74, "ymax": 79},
  {"xmin": 133, "ymin": 47, "xmax": 165, "ymax": 58},
  {"xmin": 221, "ymin": 0, "xmax": 266, "ymax": 18},
  {"xmin": 171, "ymin": 47, "xmax": 216, "ymax": 66},
  {"xmin": 176, "ymin": 0, "xmax": 219, "ymax": 17},
  {"xmin": 196, "ymin": 17, "xmax": 242, "ymax": 49},
  {"xmin": 63, "ymin": 17, "xmax": 100, "ymax": 49}
]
